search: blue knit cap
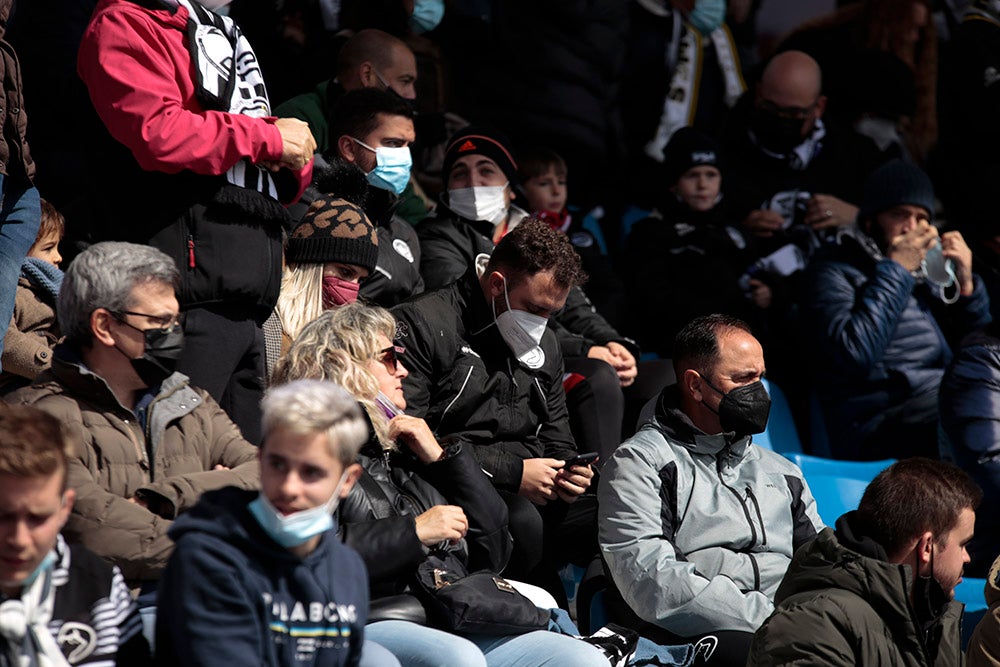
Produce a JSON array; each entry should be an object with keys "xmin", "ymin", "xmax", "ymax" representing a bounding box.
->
[{"xmin": 858, "ymin": 159, "xmax": 935, "ymax": 224}]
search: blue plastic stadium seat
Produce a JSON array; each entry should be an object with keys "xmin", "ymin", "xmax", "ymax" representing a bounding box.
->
[
  {"xmin": 783, "ymin": 454, "xmax": 895, "ymax": 527},
  {"xmin": 753, "ymin": 379, "xmax": 803, "ymax": 454}
]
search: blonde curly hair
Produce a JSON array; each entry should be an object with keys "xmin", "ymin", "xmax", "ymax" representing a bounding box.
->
[{"xmin": 271, "ymin": 303, "xmax": 398, "ymax": 449}]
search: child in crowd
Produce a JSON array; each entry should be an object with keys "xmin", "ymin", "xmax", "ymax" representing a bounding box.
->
[
  {"xmin": 621, "ymin": 127, "xmax": 764, "ymax": 358},
  {"xmin": 154, "ymin": 380, "xmax": 377, "ymax": 667},
  {"xmin": 519, "ymin": 147, "xmax": 626, "ymax": 330},
  {"xmin": 0, "ymin": 199, "xmax": 64, "ymax": 393}
]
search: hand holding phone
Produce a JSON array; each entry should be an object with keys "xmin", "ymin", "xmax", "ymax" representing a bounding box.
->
[{"xmin": 564, "ymin": 452, "xmax": 599, "ymax": 468}]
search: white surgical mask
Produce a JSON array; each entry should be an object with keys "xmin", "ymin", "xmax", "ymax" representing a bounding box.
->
[
  {"xmin": 448, "ymin": 185, "xmax": 509, "ymax": 226},
  {"xmin": 248, "ymin": 471, "xmax": 351, "ymax": 548},
  {"xmin": 493, "ymin": 275, "xmax": 547, "ymax": 369}
]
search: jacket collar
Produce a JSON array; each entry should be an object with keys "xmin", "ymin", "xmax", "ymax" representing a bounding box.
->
[
  {"xmin": 651, "ymin": 385, "xmax": 752, "ymax": 457},
  {"xmin": 48, "ymin": 343, "xmax": 194, "ymax": 419}
]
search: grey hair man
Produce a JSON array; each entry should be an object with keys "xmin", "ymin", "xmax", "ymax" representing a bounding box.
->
[{"xmin": 12, "ymin": 241, "xmax": 259, "ymax": 587}]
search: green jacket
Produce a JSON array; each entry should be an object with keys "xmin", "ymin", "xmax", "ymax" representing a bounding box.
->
[
  {"xmin": 274, "ymin": 80, "xmax": 333, "ymax": 152},
  {"xmin": 749, "ymin": 518, "xmax": 964, "ymax": 666}
]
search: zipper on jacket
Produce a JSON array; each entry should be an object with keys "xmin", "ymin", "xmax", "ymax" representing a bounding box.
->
[
  {"xmin": 440, "ymin": 366, "xmax": 474, "ymax": 422},
  {"xmin": 745, "ymin": 485, "xmax": 768, "ymax": 547},
  {"xmin": 747, "ymin": 552, "xmax": 760, "ymax": 591},
  {"xmin": 187, "ymin": 235, "xmax": 196, "ymax": 268},
  {"xmin": 717, "ymin": 466, "xmax": 758, "ymax": 548}
]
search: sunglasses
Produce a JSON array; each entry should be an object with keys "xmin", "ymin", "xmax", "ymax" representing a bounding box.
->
[{"xmin": 377, "ymin": 345, "xmax": 405, "ymax": 372}]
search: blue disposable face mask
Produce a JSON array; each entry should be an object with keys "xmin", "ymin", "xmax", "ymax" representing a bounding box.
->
[
  {"xmin": 922, "ymin": 241, "xmax": 959, "ymax": 304},
  {"xmin": 688, "ymin": 0, "xmax": 726, "ymax": 34},
  {"xmin": 351, "ymin": 138, "xmax": 412, "ymax": 195},
  {"xmin": 409, "ymin": 0, "xmax": 445, "ymax": 34},
  {"xmin": 12, "ymin": 550, "xmax": 57, "ymax": 592},
  {"xmin": 248, "ymin": 471, "xmax": 351, "ymax": 549}
]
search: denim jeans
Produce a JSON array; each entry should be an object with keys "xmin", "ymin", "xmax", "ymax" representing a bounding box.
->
[
  {"xmin": 365, "ymin": 619, "xmax": 608, "ymax": 667},
  {"xmin": 0, "ymin": 178, "xmax": 40, "ymax": 372}
]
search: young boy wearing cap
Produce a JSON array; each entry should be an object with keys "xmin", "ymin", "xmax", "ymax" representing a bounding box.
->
[
  {"xmin": 804, "ymin": 159, "xmax": 989, "ymax": 461},
  {"xmin": 622, "ymin": 127, "xmax": 759, "ymax": 358}
]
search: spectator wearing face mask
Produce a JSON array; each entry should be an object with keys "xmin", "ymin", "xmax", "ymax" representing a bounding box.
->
[
  {"xmin": 418, "ymin": 126, "xmax": 669, "ymax": 472},
  {"xmin": 263, "ymin": 198, "xmax": 379, "ymax": 379},
  {"xmin": 292, "ymin": 88, "xmax": 424, "ymax": 310},
  {"xmin": 803, "ymin": 160, "xmax": 990, "ymax": 461}
]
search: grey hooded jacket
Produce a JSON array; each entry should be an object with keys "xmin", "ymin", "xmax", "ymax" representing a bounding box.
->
[{"xmin": 598, "ymin": 386, "xmax": 824, "ymax": 636}]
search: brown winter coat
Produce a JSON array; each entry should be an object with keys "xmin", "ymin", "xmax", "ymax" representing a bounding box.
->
[
  {"xmin": 11, "ymin": 345, "xmax": 259, "ymax": 583},
  {"xmin": 968, "ymin": 556, "xmax": 1000, "ymax": 667},
  {"xmin": 0, "ymin": 0, "xmax": 34, "ymax": 181},
  {"xmin": 0, "ymin": 277, "xmax": 58, "ymax": 391}
]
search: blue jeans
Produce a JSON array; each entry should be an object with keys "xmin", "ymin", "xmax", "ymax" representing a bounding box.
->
[
  {"xmin": 0, "ymin": 179, "xmax": 40, "ymax": 372},
  {"xmin": 359, "ymin": 640, "xmax": 402, "ymax": 667},
  {"xmin": 365, "ymin": 620, "xmax": 607, "ymax": 667}
]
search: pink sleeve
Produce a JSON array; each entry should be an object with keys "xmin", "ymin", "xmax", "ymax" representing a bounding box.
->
[{"xmin": 78, "ymin": 6, "xmax": 285, "ymax": 176}]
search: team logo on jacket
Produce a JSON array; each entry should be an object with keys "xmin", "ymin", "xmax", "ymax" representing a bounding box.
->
[
  {"xmin": 57, "ymin": 622, "xmax": 96, "ymax": 663},
  {"xmin": 692, "ymin": 635, "xmax": 718, "ymax": 661},
  {"xmin": 393, "ymin": 239, "xmax": 415, "ymax": 263}
]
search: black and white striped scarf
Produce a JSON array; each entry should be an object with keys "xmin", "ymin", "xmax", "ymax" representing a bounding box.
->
[{"xmin": 172, "ymin": 0, "xmax": 280, "ymax": 199}]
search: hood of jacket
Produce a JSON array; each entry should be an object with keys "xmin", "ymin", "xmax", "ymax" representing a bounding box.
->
[
  {"xmin": 778, "ymin": 513, "xmax": 938, "ymax": 648},
  {"xmin": 651, "ymin": 384, "xmax": 753, "ymax": 458},
  {"xmin": 168, "ymin": 486, "xmax": 340, "ymax": 565}
]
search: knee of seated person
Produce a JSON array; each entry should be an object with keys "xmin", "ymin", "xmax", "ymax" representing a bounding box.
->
[{"xmin": 569, "ymin": 358, "xmax": 623, "ymax": 404}]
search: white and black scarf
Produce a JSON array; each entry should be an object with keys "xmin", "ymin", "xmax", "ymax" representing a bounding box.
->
[
  {"xmin": 169, "ymin": 0, "xmax": 280, "ymax": 199},
  {"xmin": 644, "ymin": 16, "xmax": 746, "ymax": 162}
]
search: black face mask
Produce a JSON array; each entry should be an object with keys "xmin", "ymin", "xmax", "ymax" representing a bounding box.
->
[
  {"xmin": 703, "ymin": 379, "xmax": 771, "ymax": 437},
  {"xmin": 116, "ymin": 322, "xmax": 185, "ymax": 388},
  {"xmin": 751, "ymin": 107, "xmax": 807, "ymax": 156}
]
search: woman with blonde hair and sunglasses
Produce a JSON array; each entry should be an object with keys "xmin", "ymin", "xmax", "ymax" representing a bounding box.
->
[{"xmin": 271, "ymin": 304, "xmax": 629, "ymax": 667}]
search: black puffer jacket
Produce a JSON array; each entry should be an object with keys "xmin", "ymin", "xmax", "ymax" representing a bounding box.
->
[
  {"xmin": 392, "ymin": 270, "xmax": 579, "ymax": 492},
  {"xmin": 748, "ymin": 513, "xmax": 964, "ymax": 666},
  {"xmin": 338, "ymin": 423, "xmax": 511, "ymax": 600}
]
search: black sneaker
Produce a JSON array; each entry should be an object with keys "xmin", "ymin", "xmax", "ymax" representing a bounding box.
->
[{"xmin": 579, "ymin": 623, "xmax": 639, "ymax": 667}]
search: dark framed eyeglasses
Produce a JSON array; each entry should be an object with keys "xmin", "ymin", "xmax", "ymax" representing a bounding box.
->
[
  {"xmin": 111, "ymin": 310, "xmax": 183, "ymax": 333},
  {"xmin": 376, "ymin": 345, "xmax": 405, "ymax": 372},
  {"xmin": 757, "ymin": 99, "xmax": 819, "ymax": 121}
]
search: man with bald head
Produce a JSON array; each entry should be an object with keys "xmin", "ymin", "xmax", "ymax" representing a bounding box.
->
[
  {"xmin": 722, "ymin": 50, "xmax": 885, "ymax": 261},
  {"xmin": 276, "ymin": 29, "xmax": 417, "ymax": 153},
  {"xmin": 599, "ymin": 314, "xmax": 824, "ymax": 666}
]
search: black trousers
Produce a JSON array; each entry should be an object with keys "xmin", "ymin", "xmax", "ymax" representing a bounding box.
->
[
  {"xmin": 499, "ymin": 491, "xmax": 599, "ymax": 607},
  {"xmin": 175, "ymin": 306, "xmax": 266, "ymax": 444}
]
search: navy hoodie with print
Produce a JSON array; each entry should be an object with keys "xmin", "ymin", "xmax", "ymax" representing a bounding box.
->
[{"xmin": 153, "ymin": 487, "xmax": 369, "ymax": 667}]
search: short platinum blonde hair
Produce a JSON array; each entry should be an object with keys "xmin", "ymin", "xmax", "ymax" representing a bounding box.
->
[
  {"xmin": 59, "ymin": 241, "xmax": 179, "ymax": 344},
  {"xmin": 271, "ymin": 302, "xmax": 397, "ymax": 449},
  {"xmin": 261, "ymin": 379, "xmax": 368, "ymax": 466}
]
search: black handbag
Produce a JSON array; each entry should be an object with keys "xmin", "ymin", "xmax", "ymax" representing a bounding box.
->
[{"xmin": 412, "ymin": 556, "xmax": 551, "ymax": 636}]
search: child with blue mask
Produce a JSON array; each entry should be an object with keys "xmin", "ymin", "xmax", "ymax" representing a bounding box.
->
[{"xmin": 154, "ymin": 380, "xmax": 386, "ymax": 667}]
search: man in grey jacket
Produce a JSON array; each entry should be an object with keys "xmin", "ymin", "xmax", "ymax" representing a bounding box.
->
[{"xmin": 598, "ymin": 314, "xmax": 824, "ymax": 665}]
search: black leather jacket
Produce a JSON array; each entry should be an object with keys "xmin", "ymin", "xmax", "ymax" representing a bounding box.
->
[{"xmin": 337, "ymin": 424, "xmax": 512, "ymax": 601}]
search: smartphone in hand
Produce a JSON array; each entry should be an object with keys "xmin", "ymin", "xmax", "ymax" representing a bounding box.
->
[{"xmin": 564, "ymin": 452, "xmax": 599, "ymax": 468}]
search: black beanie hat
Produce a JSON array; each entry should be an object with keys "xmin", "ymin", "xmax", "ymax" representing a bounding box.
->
[
  {"xmin": 286, "ymin": 197, "xmax": 379, "ymax": 272},
  {"xmin": 662, "ymin": 127, "xmax": 722, "ymax": 185},
  {"xmin": 858, "ymin": 159, "xmax": 935, "ymax": 224},
  {"xmin": 442, "ymin": 125, "xmax": 519, "ymax": 186}
]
